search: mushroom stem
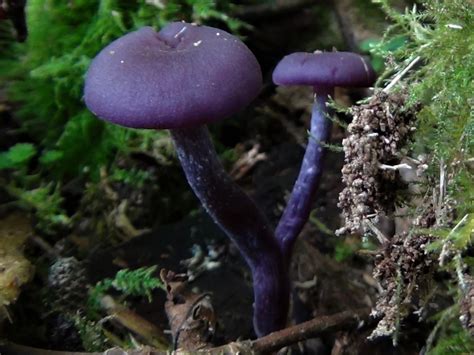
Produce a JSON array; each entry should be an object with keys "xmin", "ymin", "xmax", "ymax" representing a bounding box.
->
[
  {"xmin": 275, "ymin": 86, "xmax": 334, "ymax": 261},
  {"xmin": 170, "ymin": 126, "xmax": 289, "ymax": 337}
]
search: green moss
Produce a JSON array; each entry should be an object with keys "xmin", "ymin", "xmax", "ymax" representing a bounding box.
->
[
  {"xmin": 0, "ymin": 0, "xmax": 245, "ymax": 233},
  {"xmin": 82, "ymin": 266, "xmax": 165, "ymax": 350},
  {"xmin": 373, "ymin": 0, "xmax": 473, "ymax": 222},
  {"xmin": 410, "ymin": 1, "xmax": 472, "ymax": 218},
  {"xmin": 427, "ymin": 306, "xmax": 474, "ymax": 355},
  {"xmin": 372, "ymin": 0, "xmax": 474, "ymax": 349},
  {"xmin": 1, "ymin": 0, "xmax": 246, "ymax": 180},
  {"xmin": 88, "ymin": 266, "xmax": 164, "ymax": 314}
]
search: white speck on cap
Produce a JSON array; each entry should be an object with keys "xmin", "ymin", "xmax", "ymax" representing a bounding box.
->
[{"xmin": 174, "ymin": 26, "xmax": 187, "ymax": 38}]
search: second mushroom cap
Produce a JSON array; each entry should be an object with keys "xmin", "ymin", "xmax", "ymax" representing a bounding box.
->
[{"xmin": 272, "ymin": 51, "xmax": 375, "ymax": 88}]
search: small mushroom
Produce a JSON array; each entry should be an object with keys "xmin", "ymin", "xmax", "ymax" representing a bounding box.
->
[
  {"xmin": 84, "ymin": 23, "xmax": 288, "ymax": 337},
  {"xmin": 272, "ymin": 51, "xmax": 375, "ymax": 261}
]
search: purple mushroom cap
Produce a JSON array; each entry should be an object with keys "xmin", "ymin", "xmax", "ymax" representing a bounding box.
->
[
  {"xmin": 272, "ymin": 52, "xmax": 375, "ymax": 88},
  {"xmin": 84, "ymin": 23, "xmax": 262, "ymax": 129}
]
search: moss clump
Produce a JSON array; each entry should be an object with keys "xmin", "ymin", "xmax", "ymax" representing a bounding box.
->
[
  {"xmin": 337, "ymin": 91, "xmax": 418, "ymax": 236},
  {"xmin": 365, "ymin": 0, "xmax": 473, "ymax": 350}
]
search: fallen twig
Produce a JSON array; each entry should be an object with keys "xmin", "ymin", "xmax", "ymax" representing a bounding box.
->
[
  {"xmin": 0, "ymin": 308, "xmax": 371, "ymax": 354},
  {"xmin": 230, "ymin": 143, "xmax": 267, "ymax": 180},
  {"xmin": 383, "ymin": 56, "xmax": 421, "ymax": 93},
  {"xmin": 100, "ymin": 295, "xmax": 169, "ymax": 351},
  {"xmin": 252, "ymin": 308, "xmax": 370, "ymax": 353}
]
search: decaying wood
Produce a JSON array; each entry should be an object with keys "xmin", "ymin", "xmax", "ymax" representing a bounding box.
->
[
  {"xmin": 0, "ymin": 308, "xmax": 370, "ymax": 354},
  {"xmin": 100, "ymin": 295, "xmax": 169, "ymax": 351},
  {"xmin": 161, "ymin": 269, "xmax": 217, "ymax": 351},
  {"xmin": 252, "ymin": 308, "xmax": 370, "ymax": 353}
]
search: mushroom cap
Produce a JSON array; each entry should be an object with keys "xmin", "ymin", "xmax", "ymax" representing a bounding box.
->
[
  {"xmin": 84, "ymin": 23, "xmax": 262, "ymax": 129},
  {"xmin": 272, "ymin": 52, "xmax": 375, "ymax": 88}
]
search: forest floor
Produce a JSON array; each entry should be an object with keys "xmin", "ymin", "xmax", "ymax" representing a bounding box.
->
[{"xmin": 0, "ymin": 1, "xmax": 472, "ymax": 354}]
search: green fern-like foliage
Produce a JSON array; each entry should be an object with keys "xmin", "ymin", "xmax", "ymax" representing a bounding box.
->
[
  {"xmin": 111, "ymin": 266, "xmax": 165, "ymax": 300},
  {"xmin": 82, "ymin": 266, "xmax": 164, "ymax": 350},
  {"xmin": 73, "ymin": 316, "xmax": 109, "ymax": 352},
  {"xmin": 88, "ymin": 265, "xmax": 164, "ymax": 314}
]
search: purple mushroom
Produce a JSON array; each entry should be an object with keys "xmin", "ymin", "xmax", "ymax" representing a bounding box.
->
[
  {"xmin": 273, "ymin": 51, "xmax": 375, "ymax": 261},
  {"xmin": 84, "ymin": 23, "xmax": 288, "ymax": 337}
]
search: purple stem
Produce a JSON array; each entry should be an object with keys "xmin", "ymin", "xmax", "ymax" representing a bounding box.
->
[
  {"xmin": 170, "ymin": 126, "xmax": 289, "ymax": 337},
  {"xmin": 275, "ymin": 86, "xmax": 334, "ymax": 261}
]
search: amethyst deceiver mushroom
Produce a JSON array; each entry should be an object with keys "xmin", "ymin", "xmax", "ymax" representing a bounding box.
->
[
  {"xmin": 84, "ymin": 23, "xmax": 288, "ymax": 337},
  {"xmin": 272, "ymin": 51, "xmax": 375, "ymax": 261}
]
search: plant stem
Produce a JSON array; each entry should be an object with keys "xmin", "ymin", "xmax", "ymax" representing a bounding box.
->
[
  {"xmin": 275, "ymin": 86, "xmax": 333, "ymax": 262},
  {"xmin": 170, "ymin": 126, "xmax": 289, "ymax": 337}
]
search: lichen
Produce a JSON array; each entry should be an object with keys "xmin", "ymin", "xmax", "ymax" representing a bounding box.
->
[
  {"xmin": 361, "ymin": 0, "xmax": 474, "ymax": 349},
  {"xmin": 337, "ymin": 91, "xmax": 418, "ymax": 236},
  {"xmin": 370, "ymin": 232, "xmax": 435, "ymax": 342},
  {"xmin": 0, "ymin": 214, "xmax": 34, "ymax": 320}
]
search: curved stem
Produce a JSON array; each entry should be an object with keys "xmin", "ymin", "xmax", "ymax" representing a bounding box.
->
[
  {"xmin": 275, "ymin": 86, "xmax": 334, "ymax": 262},
  {"xmin": 170, "ymin": 126, "xmax": 289, "ymax": 337}
]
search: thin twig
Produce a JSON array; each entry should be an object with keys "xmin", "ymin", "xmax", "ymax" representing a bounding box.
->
[
  {"xmin": 378, "ymin": 163, "xmax": 412, "ymax": 171},
  {"xmin": 364, "ymin": 219, "xmax": 389, "ymax": 244},
  {"xmin": 252, "ymin": 308, "xmax": 370, "ymax": 353},
  {"xmin": 28, "ymin": 234, "xmax": 60, "ymax": 259},
  {"xmin": 439, "ymin": 214, "xmax": 469, "ymax": 266},
  {"xmin": 454, "ymin": 253, "xmax": 467, "ymax": 292},
  {"xmin": 438, "ymin": 158, "xmax": 446, "ymax": 212},
  {"xmin": 0, "ymin": 309, "xmax": 371, "ymax": 355},
  {"xmin": 230, "ymin": 143, "xmax": 267, "ymax": 180},
  {"xmin": 383, "ymin": 56, "xmax": 421, "ymax": 93},
  {"xmin": 100, "ymin": 295, "xmax": 169, "ymax": 351}
]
